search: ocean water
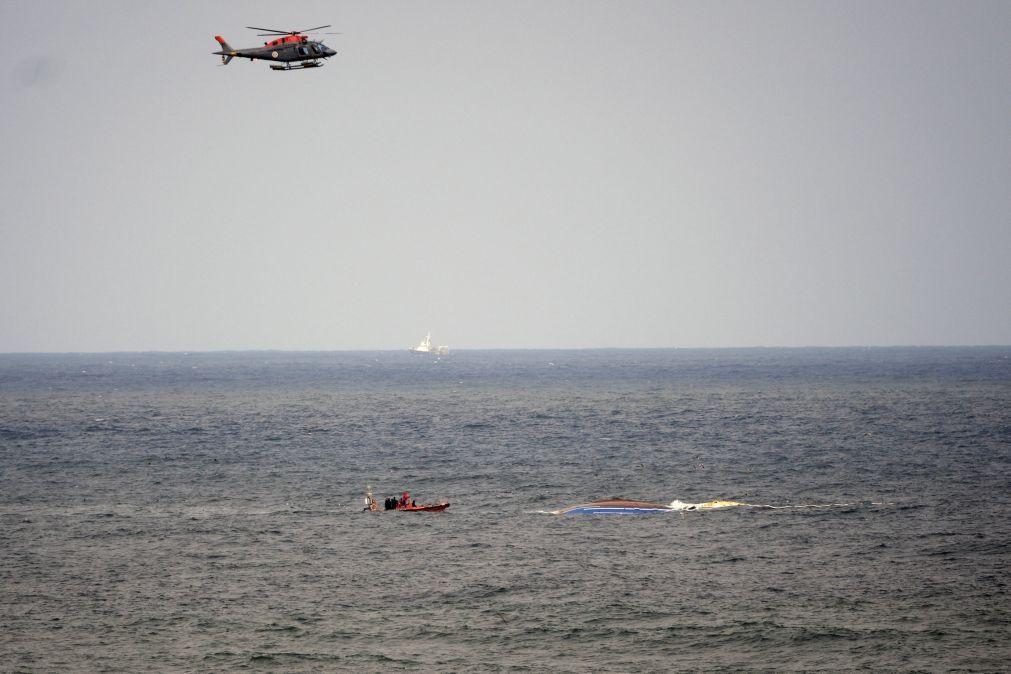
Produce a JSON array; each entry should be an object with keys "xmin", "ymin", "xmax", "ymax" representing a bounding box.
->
[{"xmin": 1, "ymin": 348, "xmax": 1009, "ymax": 672}]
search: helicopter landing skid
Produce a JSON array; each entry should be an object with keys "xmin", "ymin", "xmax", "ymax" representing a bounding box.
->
[{"xmin": 270, "ymin": 61, "xmax": 323, "ymax": 71}]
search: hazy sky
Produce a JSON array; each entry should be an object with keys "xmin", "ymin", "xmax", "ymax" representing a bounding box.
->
[{"xmin": 2, "ymin": 1, "xmax": 1008, "ymax": 351}]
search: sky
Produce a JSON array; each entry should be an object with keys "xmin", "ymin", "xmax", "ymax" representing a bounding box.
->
[{"xmin": 1, "ymin": 0, "xmax": 1009, "ymax": 351}]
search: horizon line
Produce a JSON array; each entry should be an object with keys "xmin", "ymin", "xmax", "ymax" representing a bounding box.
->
[{"xmin": 1, "ymin": 344, "xmax": 1009, "ymax": 356}]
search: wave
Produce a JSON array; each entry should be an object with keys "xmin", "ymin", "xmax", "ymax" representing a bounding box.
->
[
  {"xmin": 539, "ymin": 498, "xmax": 891, "ymax": 515},
  {"xmin": 671, "ymin": 499, "xmax": 890, "ymax": 511}
]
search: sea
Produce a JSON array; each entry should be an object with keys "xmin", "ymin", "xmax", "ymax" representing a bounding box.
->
[{"xmin": 1, "ymin": 348, "xmax": 1009, "ymax": 672}]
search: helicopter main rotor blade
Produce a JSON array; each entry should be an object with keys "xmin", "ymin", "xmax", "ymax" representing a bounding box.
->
[
  {"xmin": 247, "ymin": 26, "xmax": 293, "ymax": 34},
  {"xmin": 245, "ymin": 24, "xmax": 331, "ymax": 34},
  {"xmin": 248, "ymin": 24, "xmax": 333, "ymax": 36}
]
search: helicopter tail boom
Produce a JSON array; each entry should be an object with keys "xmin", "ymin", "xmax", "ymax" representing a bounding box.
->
[{"xmin": 214, "ymin": 36, "xmax": 235, "ymax": 65}]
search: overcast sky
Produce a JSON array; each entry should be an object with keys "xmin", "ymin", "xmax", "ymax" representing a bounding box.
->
[{"xmin": 2, "ymin": 1, "xmax": 1008, "ymax": 351}]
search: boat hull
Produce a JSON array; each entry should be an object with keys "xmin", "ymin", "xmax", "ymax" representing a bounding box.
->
[
  {"xmin": 397, "ymin": 503, "xmax": 450, "ymax": 512},
  {"xmin": 557, "ymin": 498, "xmax": 673, "ymax": 516}
]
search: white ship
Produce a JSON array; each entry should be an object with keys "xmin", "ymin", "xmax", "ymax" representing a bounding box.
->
[{"xmin": 409, "ymin": 332, "xmax": 449, "ymax": 355}]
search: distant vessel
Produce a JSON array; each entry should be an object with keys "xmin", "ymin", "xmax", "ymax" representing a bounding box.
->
[{"xmin": 409, "ymin": 332, "xmax": 448, "ymax": 355}]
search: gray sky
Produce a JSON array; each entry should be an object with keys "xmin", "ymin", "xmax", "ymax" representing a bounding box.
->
[{"xmin": 2, "ymin": 0, "xmax": 1008, "ymax": 351}]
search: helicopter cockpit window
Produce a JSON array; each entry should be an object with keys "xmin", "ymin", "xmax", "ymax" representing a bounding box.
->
[{"xmin": 310, "ymin": 45, "xmax": 322, "ymax": 55}]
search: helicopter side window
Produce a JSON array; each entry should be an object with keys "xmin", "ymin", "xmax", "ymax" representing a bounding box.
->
[
  {"xmin": 296, "ymin": 46, "xmax": 309, "ymax": 57},
  {"xmin": 311, "ymin": 45, "xmax": 322, "ymax": 55}
]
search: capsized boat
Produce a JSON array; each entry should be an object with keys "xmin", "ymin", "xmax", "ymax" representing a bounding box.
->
[
  {"xmin": 555, "ymin": 498, "xmax": 676, "ymax": 515},
  {"xmin": 672, "ymin": 499, "xmax": 746, "ymax": 511},
  {"xmin": 554, "ymin": 497, "xmax": 749, "ymax": 515}
]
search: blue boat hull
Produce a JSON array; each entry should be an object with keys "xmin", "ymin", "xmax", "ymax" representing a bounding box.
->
[
  {"xmin": 557, "ymin": 499, "xmax": 674, "ymax": 516},
  {"xmin": 562, "ymin": 505, "xmax": 673, "ymax": 515}
]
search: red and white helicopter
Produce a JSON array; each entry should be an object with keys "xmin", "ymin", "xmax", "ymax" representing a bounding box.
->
[{"xmin": 213, "ymin": 25, "xmax": 337, "ymax": 71}]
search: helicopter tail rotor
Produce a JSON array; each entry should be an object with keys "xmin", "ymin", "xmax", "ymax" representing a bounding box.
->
[{"xmin": 214, "ymin": 35, "xmax": 235, "ymax": 65}]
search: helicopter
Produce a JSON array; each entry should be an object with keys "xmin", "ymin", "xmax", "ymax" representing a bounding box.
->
[{"xmin": 213, "ymin": 25, "xmax": 337, "ymax": 71}]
